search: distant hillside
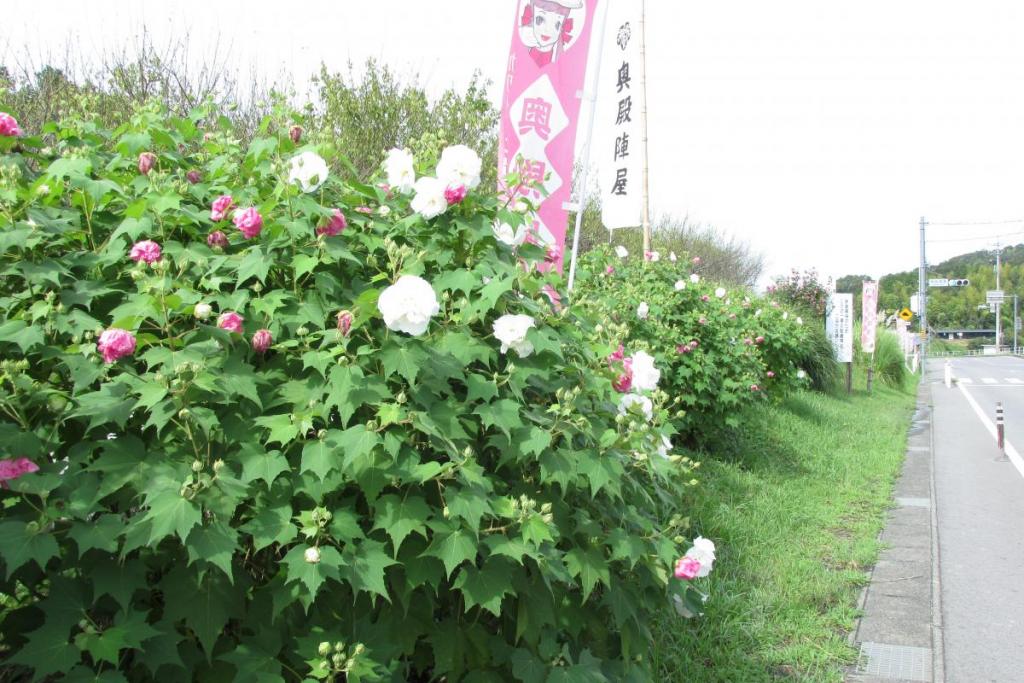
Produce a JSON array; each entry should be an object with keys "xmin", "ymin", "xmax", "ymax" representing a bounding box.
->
[{"xmin": 839, "ymin": 244, "xmax": 1024, "ymax": 332}]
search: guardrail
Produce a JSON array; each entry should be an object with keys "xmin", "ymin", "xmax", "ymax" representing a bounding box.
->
[{"xmin": 929, "ymin": 347, "xmax": 1024, "ymax": 358}]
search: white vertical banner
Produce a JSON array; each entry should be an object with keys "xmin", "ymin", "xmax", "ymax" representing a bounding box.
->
[
  {"xmin": 826, "ymin": 293, "xmax": 854, "ymax": 363},
  {"xmin": 861, "ymin": 281, "xmax": 879, "ymax": 353},
  {"xmin": 599, "ymin": 0, "xmax": 643, "ymax": 231}
]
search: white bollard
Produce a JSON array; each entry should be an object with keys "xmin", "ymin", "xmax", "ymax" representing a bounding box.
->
[{"xmin": 944, "ymin": 360, "xmax": 952, "ymax": 388}]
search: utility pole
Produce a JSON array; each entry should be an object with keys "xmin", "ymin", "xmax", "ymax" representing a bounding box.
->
[
  {"xmin": 638, "ymin": 0, "xmax": 652, "ymax": 256},
  {"xmin": 919, "ymin": 217, "xmax": 927, "ymax": 374},
  {"xmin": 1014, "ymin": 294, "xmax": 1019, "ymax": 353},
  {"xmin": 995, "ymin": 244, "xmax": 1002, "ymax": 349}
]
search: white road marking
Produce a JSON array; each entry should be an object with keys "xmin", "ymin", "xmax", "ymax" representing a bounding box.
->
[
  {"xmin": 982, "ymin": 377, "xmax": 998, "ymax": 384},
  {"xmin": 1008, "ymin": 378, "xmax": 1024, "ymax": 385},
  {"xmin": 958, "ymin": 377, "xmax": 974, "ymax": 384},
  {"xmin": 957, "ymin": 383, "xmax": 1024, "ymax": 482}
]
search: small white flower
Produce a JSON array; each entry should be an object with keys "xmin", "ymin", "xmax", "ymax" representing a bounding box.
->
[
  {"xmin": 615, "ymin": 245, "xmax": 629, "ymax": 258},
  {"xmin": 378, "ymin": 275, "xmax": 440, "ymax": 336},
  {"xmin": 669, "ymin": 252, "xmax": 677, "ymax": 262},
  {"xmin": 410, "ymin": 177, "xmax": 448, "ymax": 219},
  {"xmin": 514, "ymin": 199, "xmax": 530, "ymax": 213},
  {"xmin": 37, "ymin": 184, "xmax": 50, "ymax": 195},
  {"xmin": 783, "ymin": 311, "xmax": 790, "ymax": 320},
  {"xmin": 619, "ymin": 393, "xmax": 653, "ymax": 420},
  {"xmin": 755, "ymin": 309, "xmax": 762, "ymax": 317},
  {"xmin": 637, "ymin": 302, "xmax": 649, "ymax": 320},
  {"xmin": 493, "ymin": 314, "xmax": 536, "ymax": 358},
  {"xmin": 384, "ymin": 148, "xmax": 416, "ymax": 193},
  {"xmin": 657, "ymin": 435, "xmax": 672, "ymax": 460},
  {"xmin": 675, "ymin": 280, "xmax": 686, "ymax": 291},
  {"xmin": 648, "ymin": 251, "xmax": 660, "ymax": 262},
  {"xmin": 288, "ymin": 151, "xmax": 329, "ymax": 193},
  {"xmin": 378, "ymin": 205, "xmax": 391, "ymax": 217},
  {"xmin": 436, "ymin": 144, "xmax": 482, "ymax": 189},
  {"xmin": 715, "ymin": 287, "xmax": 726, "ymax": 299},
  {"xmin": 493, "ymin": 220, "xmax": 528, "ymax": 247},
  {"xmin": 304, "ymin": 547, "xmax": 321, "ymax": 564},
  {"xmin": 797, "ymin": 369, "xmax": 807, "ymax": 379},
  {"xmin": 630, "ymin": 350, "xmax": 660, "ymax": 391},
  {"xmin": 796, "ymin": 316, "xmax": 803, "ymax": 325},
  {"xmin": 194, "ymin": 303, "xmax": 213, "ymax": 320},
  {"xmin": 690, "ymin": 273, "xmax": 700, "ymax": 284}
]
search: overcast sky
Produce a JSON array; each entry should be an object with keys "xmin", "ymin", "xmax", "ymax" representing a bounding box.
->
[{"xmin": 6, "ymin": 0, "xmax": 1024, "ymax": 284}]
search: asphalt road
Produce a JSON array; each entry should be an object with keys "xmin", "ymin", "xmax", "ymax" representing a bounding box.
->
[{"xmin": 931, "ymin": 355, "xmax": 1024, "ymax": 682}]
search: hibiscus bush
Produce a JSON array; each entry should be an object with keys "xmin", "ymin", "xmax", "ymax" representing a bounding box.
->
[
  {"xmin": 575, "ymin": 247, "xmax": 813, "ymax": 441},
  {"xmin": 0, "ymin": 104, "xmax": 711, "ymax": 680}
]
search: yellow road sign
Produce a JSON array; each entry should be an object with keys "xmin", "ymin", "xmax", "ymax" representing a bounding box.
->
[{"xmin": 899, "ymin": 308, "xmax": 913, "ymax": 321}]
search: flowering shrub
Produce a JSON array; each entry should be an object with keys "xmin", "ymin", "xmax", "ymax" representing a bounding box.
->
[
  {"xmin": 576, "ymin": 247, "xmax": 813, "ymax": 438},
  {"xmin": 0, "ymin": 106, "xmax": 704, "ymax": 680},
  {"xmin": 768, "ymin": 268, "xmax": 831, "ymax": 318}
]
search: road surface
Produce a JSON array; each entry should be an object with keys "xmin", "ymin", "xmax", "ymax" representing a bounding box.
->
[{"xmin": 932, "ymin": 355, "xmax": 1024, "ymax": 682}]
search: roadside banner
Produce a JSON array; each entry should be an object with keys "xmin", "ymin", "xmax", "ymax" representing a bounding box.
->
[
  {"xmin": 826, "ymin": 293, "xmax": 854, "ymax": 363},
  {"xmin": 499, "ymin": 0, "xmax": 601, "ymax": 270},
  {"xmin": 599, "ymin": 0, "xmax": 642, "ymax": 231},
  {"xmin": 861, "ymin": 281, "xmax": 879, "ymax": 353}
]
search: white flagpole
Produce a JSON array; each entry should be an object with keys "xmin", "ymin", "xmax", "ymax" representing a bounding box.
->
[
  {"xmin": 566, "ymin": 0, "xmax": 611, "ymax": 293},
  {"xmin": 638, "ymin": 0, "xmax": 652, "ymax": 255}
]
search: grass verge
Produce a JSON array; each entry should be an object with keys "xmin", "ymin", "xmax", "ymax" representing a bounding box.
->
[{"xmin": 652, "ymin": 378, "xmax": 918, "ymax": 681}]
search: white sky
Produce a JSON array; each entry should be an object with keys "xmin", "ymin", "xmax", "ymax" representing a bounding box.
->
[{"xmin": 6, "ymin": 0, "xmax": 1024, "ymax": 283}]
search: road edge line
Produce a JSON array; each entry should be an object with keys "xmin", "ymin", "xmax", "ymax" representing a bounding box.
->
[{"xmin": 956, "ymin": 383, "xmax": 1024, "ymax": 480}]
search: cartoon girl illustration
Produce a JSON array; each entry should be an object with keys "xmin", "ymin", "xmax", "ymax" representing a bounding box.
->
[{"xmin": 519, "ymin": 0, "xmax": 584, "ymax": 67}]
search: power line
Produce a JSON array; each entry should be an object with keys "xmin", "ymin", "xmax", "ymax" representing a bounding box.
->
[
  {"xmin": 927, "ymin": 219, "xmax": 1024, "ymax": 227},
  {"xmin": 927, "ymin": 230, "xmax": 1024, "ymax": 244}
]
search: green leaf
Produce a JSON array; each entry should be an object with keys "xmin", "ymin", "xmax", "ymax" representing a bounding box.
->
[
  {"xmin": 466, "ymin": 374, "xmax": 498, "ymax": 403},
  {"xmin": 475, "ymin": 399, "xmax": 520, "ymax": 437},
  {"xmin": 186, "ymin": 521, "xmax": 238, "ymax": 579},
  {"xmin": 446, "ymin": 486, "xmax": 492, "ymax": 534},
  {"xmin": 511, "ymin": 649, "xmax": 548, "ymax": 683},
  {"xmin": 434, "ymin": 268, "xmax": 478, "ymax": 296},
  {"xmin": 519, "ymin": 427, "xmax": 552, "ymax": 458},
  {"xmin": 7, "ymin": 622, "xmax": 79, "ymax": 679},
  {"xmin": 75, "ymin": 626, "xmax": 128, "ymax": 666},
  {"xmin": 162, "ymin": 570, "xmax": 241, "ymax": 659},
  {"xmin": 239, "ymin": 446, "xmax": 290, "ymax": 486},
  {"xmin": 453, "ymin": 559, "xmax": 513, "ymax": 617},
  {"xmin": 254, "ymin": 413, "xmax": 300, "ymax": 446},
  {"xmin": 142, "ymin": 490, "xmax": 202, "ymax": 543},
  {"xmin": 564, "ymin": 548, "xmax": 610, "ymax": 603},
  {"xmin": 338, "ymin": 424, "xmax": 382, "ymax": 472},
  {"xmin": 423, "ymin": 527, "xmax": 477, "ymax": 577},
  {"xmin": 0, "ymin": 521, "xmax": 59, "ymax": 578},
  {"xmin": 373, "ymin": 494, "xmax": 431, "ymax": 556},
  {"xmin": 148, "ymin": 191, "xmax": 182, "ymax": 215},
  {"xmin": 293, "ymin": 253, "xmax": 319, "ymax": 278},
  {"xmin": 241, "ymin": 505, "xmax": 298, "ymax": 552},
  {"xmin": 91, "ymin": 559, "xmax": 146, "ymax": 611},
  {"xmin": 0, "ymin": 319, "xmax": 45, "ymax": 352},
  {"xmin": 68, "ymin": 514, "xmax": 123, "ymax": 553},
  {"xmin": 380, "ymin": 342, "xmax": 427, "ymax": 384},
  {"xmin": 283, "ymin": 544, "xmax": 341, "ymax": 597},
  {"xmin": 300, "ymin": 431, "xmax": 342, "ymax": 480},
  {"xmin": 340, "ymin": 540, "xmax": 396, "ymax": 601},
  {"xmin": 237, "ymin": 246, "xmax": 272, "ymax": 285}
]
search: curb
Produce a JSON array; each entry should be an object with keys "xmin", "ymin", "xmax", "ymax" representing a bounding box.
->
[{"xmin": 846, "ymin": 377, "xmax": 939, "ymax": 683}]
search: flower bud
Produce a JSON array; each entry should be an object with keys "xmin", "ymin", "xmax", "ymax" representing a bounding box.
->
[
  {"xmin": 442, "ymin": 506, "xmax": 450, "ymax": 519},
  {"xmin": 194, "ymin": 303, "xmax": 213, "ymax": 320},
  {"xmin": 336, "ymin": 310, "xmax": 353, "ymax": 337},
  {"xmin": 192, "ymin": 460, "xmax": 204, "ymax": 472},
  {"xmin": 251, "ymin": 329, "xmax": 273, "ymax": 354},
  {"xmin": 304, "ymin": 546, "xmax": 321, "ymax": 564},
  {"xmin": 251, "ymin": 282, "xmax": 263, "ymax": 294},
  {"xmin": 207, "ymin": 230, "xmax": 228, "ymax": 249},
  {"xmin": 212, "ymin": 459, "xmax": 225, "ymax": 473},
  {"xmin": 289, "ymin": 125, "xmax": 303, "ymax": 144},
  {"xmin": 353, "ymin": 643, "xmax": 365, "ymax": 656},
  {"xmin": 178, "ymin": 408, "xmax": 191, "ymax": 420},
  {"xmin": 318, "ymin": 642, "xmax": 332, "ymax": 657},
  {"xmin": 138, "ymin": 152, "xmax": 157, "ymax": 175},
  {"xmin": 186, "ymin": 170, "xmax": 202, "ymax": 184},
  {"xmin": 297, "ymin": 326, "xmax": 309, "ymax": 337}
]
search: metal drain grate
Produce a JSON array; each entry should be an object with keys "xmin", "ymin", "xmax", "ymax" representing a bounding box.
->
[{"xmin": 856, "ymin": 642, "xmax": 931, "ymax": 681}]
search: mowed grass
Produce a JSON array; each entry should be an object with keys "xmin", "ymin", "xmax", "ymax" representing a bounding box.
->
[{"xmin": 652, "ymin": 379, "xmax": 918, "ymax": 682}]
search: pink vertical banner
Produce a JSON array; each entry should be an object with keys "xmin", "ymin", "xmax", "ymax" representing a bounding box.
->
[
  {"xmin": 499, "ymin": 0, "xmax": 601, "ymax": 271},
  {"xmin": 862, "ymin": 281, "xmax": 879, "ymax": 353}
]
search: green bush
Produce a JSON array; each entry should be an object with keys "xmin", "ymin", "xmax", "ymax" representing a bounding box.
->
[
  {"xmin": 574, "ymin": 246, "xmax": 813, "ymax": 442},
  {"xmin": 793, "ymin": 325, "xmax": 841, "ymax": 393},
  {"xmin": 0, "ymin": 104, "xmax": 701, "ymax": 680}
]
